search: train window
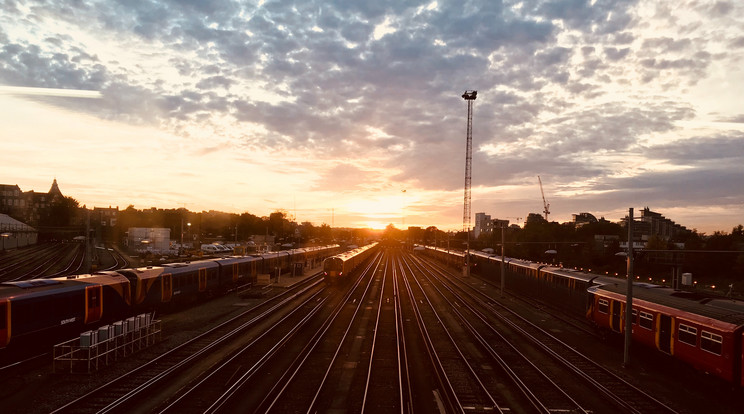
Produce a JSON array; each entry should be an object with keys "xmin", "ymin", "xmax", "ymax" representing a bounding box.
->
[
  {"xmin": 598, "ymin": 299, "xmax": 609, "ymax": 314},
  {"xmin": 631, "ymin": 309, "xmax": 638, "ymax": 325},
  {"xmin": 639, "ymin": 311, "xmax": 653, "ymax": 330},
  {"xmin": 700, "ymin": 331, "xmax": 722, "ymax": 355},
  {"xmin": 678, "ymin": 324, "xmax": 697, "ymax": 346}
]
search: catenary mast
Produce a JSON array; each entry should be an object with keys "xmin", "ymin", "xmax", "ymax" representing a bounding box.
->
[{"xmin": 462, "ymin": 90, "xmax": 477, "ymax": 277}]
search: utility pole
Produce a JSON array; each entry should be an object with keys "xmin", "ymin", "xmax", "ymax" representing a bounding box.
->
[
  {"xmin": 500, "ymin": 223, "xmax": 505, "ymax": 298},
  {"xmin": 624, "ymin": 207, "xmax": 635, "ymax": 367},
  {"xmin": 85, "ymin": 208, "xmax": 91, "ymax": 273},
  {"xmin": 462, "ymin": 90, "xmax": 477, "ymax": 277}
]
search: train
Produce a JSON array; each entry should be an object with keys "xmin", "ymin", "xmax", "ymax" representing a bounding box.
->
[
  {"xmin": 416, "ymin": 244, "xmax": 744, "ymax": 387},
  {"xmin": 322, "ymin": 242, "xmax": 379, "ymax": 283},
  {"xmin": 0, "ymin": 245, "xmax": 341, "ymax": 360}
]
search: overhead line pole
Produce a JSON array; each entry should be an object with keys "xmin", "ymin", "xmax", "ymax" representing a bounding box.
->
[{"xmin": 624, "ymin": 207, "xmax": 635, "ymax": 367}]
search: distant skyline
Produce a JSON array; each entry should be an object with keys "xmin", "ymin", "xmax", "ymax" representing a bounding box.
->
[{"xmin": 1, "ymin": 1, "xmax": 743, "ymax": 233}]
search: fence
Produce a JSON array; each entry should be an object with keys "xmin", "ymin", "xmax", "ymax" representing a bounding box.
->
[{"xmin": 53, "ymin": 313, "xmax": 162, "ymax": 374}]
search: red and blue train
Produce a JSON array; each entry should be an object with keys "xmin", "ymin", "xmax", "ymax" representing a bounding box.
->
[
  {"xmin": 0, "ymin": 245, "xmax": 340, "ymax": 361},
  {"xmin": 418, "ymin": 245, "xmax": 744, "ymax": 387}
]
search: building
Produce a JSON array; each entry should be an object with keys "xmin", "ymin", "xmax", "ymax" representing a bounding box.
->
[
  {"xmin": 0, "ymin": 184, "xmax": 25, "ymax": 218},
  {"xmin": 474, "ymin": 212, "xmax": 491, "ymax": 238},
  {"xmin": 94, "ymin": 206, "xmax": 119, "ymax": 228},
  {"xmin": 127, "ymin": 227, "xmax": 171, "ymax": 253},
  {"xmin": 573, "ymin": 212, "xmax": 598, "ymax": 228},
  {"xmin": 622, "ymin": 208, "xmax": 692, "ymax": 243},
  {"xmin": 0, "ymin": 179, "xmax": 65, "ymax": 226},
  {"xmin": 474, "ymin": 212, "xmax": 511, "ymax": 239},
  {"xmin": 0, "ymin": 213, "xmax": 38, "ymax": 250}
]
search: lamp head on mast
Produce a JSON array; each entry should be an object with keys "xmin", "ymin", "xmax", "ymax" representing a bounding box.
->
[{"xmin": 462, "ymin": 90, "xmax": 477, "ymax": 100}]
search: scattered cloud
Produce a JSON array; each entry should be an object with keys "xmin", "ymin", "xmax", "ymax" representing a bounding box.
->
[{"xmin": 1, "ymin": 0, "xmax": 743, "ymax": 231}]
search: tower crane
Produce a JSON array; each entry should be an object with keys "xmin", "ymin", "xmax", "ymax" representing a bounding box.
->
[{"xmin": 538, "ymin": 176, "xmax": 550, "ymax": 221}]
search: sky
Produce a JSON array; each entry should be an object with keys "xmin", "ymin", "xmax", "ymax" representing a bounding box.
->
[{"xmin": 1, "ymin": 0, "xmax": 743, "ymax": 233}]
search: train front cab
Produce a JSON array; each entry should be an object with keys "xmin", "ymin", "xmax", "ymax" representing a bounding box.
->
[{"xmin": 323, "ymin": 257, "xmax": 344, "ymax": 282}]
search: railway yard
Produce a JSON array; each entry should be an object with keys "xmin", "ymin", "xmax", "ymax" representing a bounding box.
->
[
  {"xmin": 0, "ymin": 245, "xmax": 740, "ymax": 413},
  {"xmin": 0, "ymin": 241, "xmax": 129, "ymax": 282}
]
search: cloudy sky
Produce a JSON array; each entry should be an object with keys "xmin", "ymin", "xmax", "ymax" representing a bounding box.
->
[{"xmin": 1, "ymin": 0, "xmax": 742, "ymax": 233}]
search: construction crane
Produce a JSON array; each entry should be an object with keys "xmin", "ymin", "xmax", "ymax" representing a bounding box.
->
[
  {"xmin": 462, "ymin": 90, "xmax": 477, "ymax": 277},
  {"xmin": 538, "ymin": 175, "xmax": 550, "ymax": 221}
]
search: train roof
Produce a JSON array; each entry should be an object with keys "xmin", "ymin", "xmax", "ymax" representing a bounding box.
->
[
  {"xmin": 422, "ymin": 245, "xmax": 465, "ymax": 257},
  {"xmin": 590, "ymin": 282, "xmax": 744, "ymax": 326},
  {"xmin": 0, "ymin": 273, "xmax": 130, "ymax": 298},
  {"xmin": 329, "ymin": 242, "xmax": 378, "ymax": 261}
]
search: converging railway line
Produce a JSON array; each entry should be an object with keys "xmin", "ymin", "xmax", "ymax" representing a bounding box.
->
[
  {"xmin": 51, "ymin": 274, "xmax": 328, "ymax": 414},
  {"xmin": 0, "ymin": 242, "xmax": 130, "ymax": 282},
  {"xmin": 411, "ymin": 254, "xmax": 678, "ymax": 413},
  {"xmin": 2, "ymin": 243, "xmax": 739, "ymax": 413},
  {"xmin": 0, "ymin": 242, "xmax": 84, "ymax": 281}
]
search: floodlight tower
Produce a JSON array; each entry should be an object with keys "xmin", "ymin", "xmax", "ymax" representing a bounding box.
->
[{"xmin": 462, "ymin": 90, "xmax": 477, "ymax": 277}]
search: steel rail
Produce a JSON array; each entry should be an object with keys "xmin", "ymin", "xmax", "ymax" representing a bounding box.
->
[
  {"xmin": 412, "ymin": 255, "xmax": 587, "ymax": 413},
  {"xmin": 161, "ymin": 293, "xmax": 327, "ymax": 413},
  {"xmin": 256, "ymin": 251, "xmax": 384, "ymax": 413},
  {"xmin": 399, "ymin": 254, "xmax": 503, "ymax": 413},
  {"xmin": 417, "ymin": 253, "xmax": 679, "ymax": 414},
  {"xmin": 50, "ymin": 276, "xmax": 325, "ymax": 413},
  {"xmin": 360, "ymin": 251, "xmax": 403, "ymax": 413}
]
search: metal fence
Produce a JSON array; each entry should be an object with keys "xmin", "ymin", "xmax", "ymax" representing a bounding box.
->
[{"xmin": 53, "ymin": 313, "xmax": 162, "ymax": 374}]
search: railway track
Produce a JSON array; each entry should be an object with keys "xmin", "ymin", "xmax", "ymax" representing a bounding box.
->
[
  {"xmin": 154, "ymin": 291, "xmax": 327, "ymax": 413},
  {"xmin": 49, "ymin": 276, "xmax": 325, "ymax": 414},
  {"xmin": 400, "ymin": 253, "xmax": 503, "ymax": 413},
  {"xmin": 415, "ymin": 253, "xmax": 679, "ymax": 413},
  {"xmin": 0, "ymin": 242, "xmax": 83, "ymax": 281},
  {"xmin": 36, "ymin": 246, "xmax": 693, "ymax": 413},
  {"xmin": 257, "ymin": 250, "xmax": 392, "ymax": 413}
]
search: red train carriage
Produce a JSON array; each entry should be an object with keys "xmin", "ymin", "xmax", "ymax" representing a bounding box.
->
[
  {"xmin": 214, "ymin": 256, "xmax": 260, "ymax": 285},
  {"xmin": 162, "ymin": 260, "xmax": 220, "ymax": 304},
  {"xmin": 588, "ymin": 282, "xmax": 744, "ymax": 385},
  {"xmin": 0, "ymin": 274, "xmax": 131, "ymax": 354}
]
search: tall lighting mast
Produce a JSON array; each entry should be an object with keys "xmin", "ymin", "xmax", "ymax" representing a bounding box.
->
[{"xmin": 462, "ymin": 90, "xmax": 477, "ymax": 277}]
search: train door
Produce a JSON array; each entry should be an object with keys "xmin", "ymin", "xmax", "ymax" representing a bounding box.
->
[
  {"xmin": 84, "ymin": 285, "xmax": 103, "ymax": 324},
  {"xmin": 611, "ymin": 300, "xmax": 622, "ymax": 332},
  {"xmin": 658, "ymin": 314, "xmax": 673, "ymax": 354},
  {"xmin": 232, "ymin": 263, "xmax": 239, "ymax": 283},
  {"xmin": 0, "ymin": 299, "xmax": 9, "ymax": 348},
  {"xmin": 162, "ymin": 273, "xmax": 173, "ymax": 302},
  {"xmin": 250, "ymin": 260, "xmax": 258, "ymax": 283},
  {"xmin": 199, "ymin": 268, "xmax": 207, "ymax": 292}
]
